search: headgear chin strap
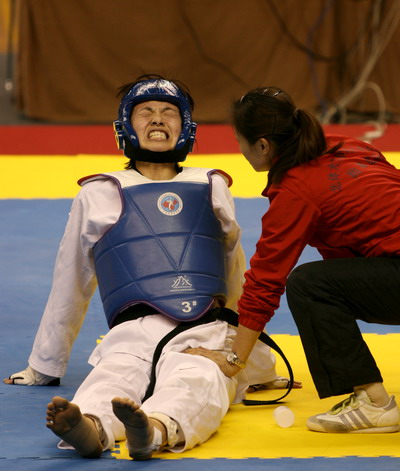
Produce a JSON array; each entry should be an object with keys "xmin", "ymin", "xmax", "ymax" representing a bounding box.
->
[{"xmin": 113, "ymin": 79, "xmax": 197, "ymax": 163}]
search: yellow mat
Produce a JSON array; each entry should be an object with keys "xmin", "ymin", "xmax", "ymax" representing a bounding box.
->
[
  {"xmin": 111, "ymin": 333, "xmax": 400, "ymax": 460},
  {"xmin": 2, "ymin": 152, "xmax": 399, "ymax": 460},
  {"xmin": 1, "ymin": 152, "xmax": 400, "ymax": 199}
]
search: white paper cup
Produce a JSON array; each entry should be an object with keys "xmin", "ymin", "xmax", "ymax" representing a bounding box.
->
[{"xmin": 273, "ymin": 406, "xmax": 295, "ymax": 428}]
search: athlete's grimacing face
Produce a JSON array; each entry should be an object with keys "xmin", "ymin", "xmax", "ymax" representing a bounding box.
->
[{"xmin": 131, "ymin": 101, "xmax": 182, "ymax": 152}]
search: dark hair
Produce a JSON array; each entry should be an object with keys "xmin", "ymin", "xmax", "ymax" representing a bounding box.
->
[{"xmin": 232, "ymin": 86, "xmax": 341, "ymax": 185}]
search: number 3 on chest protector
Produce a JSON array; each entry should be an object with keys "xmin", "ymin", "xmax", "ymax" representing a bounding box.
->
[{"xmin": 181, "ymin": 301, "xmax": 198, "ymax": 312}]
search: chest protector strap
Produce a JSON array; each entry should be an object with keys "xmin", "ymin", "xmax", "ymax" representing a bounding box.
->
[{"xmin": 93, "ymin": 180, "xmax": 227, "ymax": 327}]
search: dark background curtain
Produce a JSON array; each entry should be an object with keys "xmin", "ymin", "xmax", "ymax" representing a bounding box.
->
[{"xmin": 13, "ymin": 0, "xmax": 400, "ymax": 124}]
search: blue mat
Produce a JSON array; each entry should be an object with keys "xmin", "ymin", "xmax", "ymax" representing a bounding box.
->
[{"xmin": 0, "ymin": 199, "xmax": 399, "ymax": 470}]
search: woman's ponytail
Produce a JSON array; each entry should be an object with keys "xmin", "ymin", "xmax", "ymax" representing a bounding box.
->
[{"xmin": 232, "ymin": 87, "xmax": 338, "ymax": 185}]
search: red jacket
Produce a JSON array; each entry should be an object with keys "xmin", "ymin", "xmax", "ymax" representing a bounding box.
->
[{"xmin": 238, "ymin": 135, "xmax": 400, "ymax": 331}]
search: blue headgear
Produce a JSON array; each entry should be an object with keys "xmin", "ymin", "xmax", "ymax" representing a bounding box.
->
[{"xmin": 113, "ymin": 79, "xmax": 197, "ymax": 163}]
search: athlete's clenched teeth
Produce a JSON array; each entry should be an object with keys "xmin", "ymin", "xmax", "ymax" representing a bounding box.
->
[{"xmin": 149, "ymin": 131, "xmax": 168, "ymax": 140}]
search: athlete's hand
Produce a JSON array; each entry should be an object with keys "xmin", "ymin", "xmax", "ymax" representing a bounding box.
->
[
  {"xmin": 247, "ymin": 376, "xmax": 303, "ymax": 393},
  {"xmin": 183, "ymin": 346, "xmax": 241, "ymax": 377},
  {"xmin": 3, "ymin": 366, "xmax": 60, "ymax": 386}
]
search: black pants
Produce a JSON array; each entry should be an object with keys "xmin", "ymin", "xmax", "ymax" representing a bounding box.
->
[{"xmin": 286, "ymin": 257, "xmax": 400, "ymax": 399}]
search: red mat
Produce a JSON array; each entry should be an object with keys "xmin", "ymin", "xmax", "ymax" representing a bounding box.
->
[{"xmin": 1, "ymin": 124, "xmax": 399, "ymax": 155}]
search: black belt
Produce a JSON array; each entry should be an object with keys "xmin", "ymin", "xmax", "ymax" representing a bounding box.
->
[
  {"xmin": 113, "ymin": 304, "xmax": 159, "ymax": 327},
  {"xmin": 141, "ymin": 307, "xmax": 294, "ymax": 405}
]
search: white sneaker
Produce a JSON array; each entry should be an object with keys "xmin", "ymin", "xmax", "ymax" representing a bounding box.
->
[{"xmin": 307, "ymin": 389, "xmax": 400, "ymax": 433}]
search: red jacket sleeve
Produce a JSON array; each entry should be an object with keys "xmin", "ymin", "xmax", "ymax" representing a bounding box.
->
[{"xmin": 238, "ymin": 185, "xmax": 320, "ymax": 330}]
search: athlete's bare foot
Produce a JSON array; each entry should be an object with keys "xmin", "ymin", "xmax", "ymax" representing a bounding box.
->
[
  {"xmin": 111, "ymin": 397, "xmax": 166, "ymax": 461},
  {"xmin": 46, "ymin": 396, "xmax": 102, "ymax": 458}
]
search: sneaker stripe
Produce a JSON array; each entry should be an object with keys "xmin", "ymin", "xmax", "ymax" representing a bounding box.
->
[
  {"xmin": 340, "ymin": 412, "xmax": 363, "ymax": 430},
  {"xmin": 354, "ymin": 409, "xmax": 374, "ymax": 428},
  {"xmin": 340, "ymin": 410, "xmax": 373, "ymax": 430},
  {"xmin": 347, "ymin": 411, "xmax": 366, "ymax": 429}
]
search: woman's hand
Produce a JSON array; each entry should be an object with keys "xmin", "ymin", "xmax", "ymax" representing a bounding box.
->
[{"xmin": 183, "ymin": 346, "xmax": 241, "ymax": 377}]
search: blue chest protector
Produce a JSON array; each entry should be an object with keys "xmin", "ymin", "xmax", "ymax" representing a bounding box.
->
[{"xmin": 93, "ymin": 181, "xmax": 227, "ymax": 327}]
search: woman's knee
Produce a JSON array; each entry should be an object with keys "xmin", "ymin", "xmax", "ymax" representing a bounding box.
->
[
  {"xmin": 286, "ymin": 261, "xmax": 331, "ymax": 311},
  {"xmin": 287, "ymin": 262, "xmax": 315, "ymax": 296}
]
